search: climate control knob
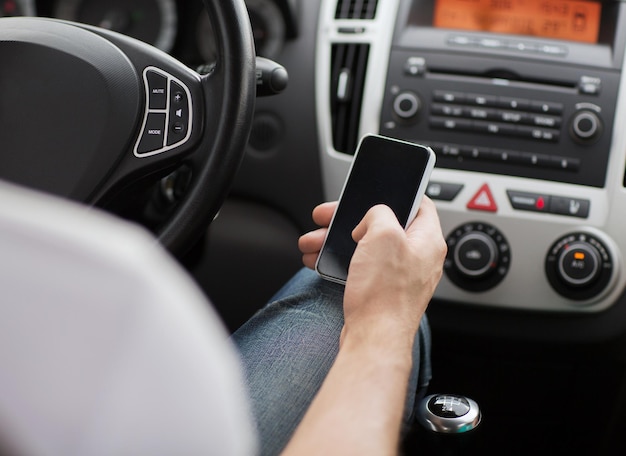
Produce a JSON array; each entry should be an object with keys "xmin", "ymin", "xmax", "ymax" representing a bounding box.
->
[
  {"xmin": 545, "ymin": 232, "xmax": 614, "ymax": 301},
  {"xmin": 445, "ymin": 222, "xmax": 510, "ymax": 292}
]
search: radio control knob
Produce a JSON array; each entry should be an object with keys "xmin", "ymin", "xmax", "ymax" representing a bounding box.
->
[
  {"xmin": 393, "ymin": 91, "xmax": 421, "ymax": 120},
  {"xmin": 570, "ymin": 110, "xmax": 601, "ymax": 142},
  {"xmin": 444, "ymin": 223, "xmax": 510, "ymax": 292}
]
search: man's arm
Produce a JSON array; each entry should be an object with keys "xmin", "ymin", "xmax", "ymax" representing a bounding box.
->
[{"xmin": 286, "ymin": 198, "xmax": 446, "ymax": 455}]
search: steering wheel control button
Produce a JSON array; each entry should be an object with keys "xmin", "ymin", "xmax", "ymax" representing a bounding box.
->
[
  {"xmin": 418, "ymin": 394, "xmax": 481, "ymax": 434},
  {"xmin": 467, "ymin": 183, "xmax": 498, "ymax": 212},
  {"xmin": 147, "ymin": 70, "xmax": 168, "ymax": 110},
  {"xmin": 545, "ymin": 232, "xmax": 614, "ymax": 301},
  {"xmin": 445, "ymin": 222, "xmax": 510, "ymax": 292},
  {"xmin": 134, "ymin": 67, "xmax": 193, "ymax": 157},
  {"xmin": 137, "ymin": 113, "xmax": 167, "ymax": 154},
  {"xmin": 167, "ymin": 81, "xmax": 189, "ymax": 146}
]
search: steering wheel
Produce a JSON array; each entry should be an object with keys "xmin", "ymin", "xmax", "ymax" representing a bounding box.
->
[{"xmin": 0, "ymin": 0, "xmax": 256, "ymax": 255}]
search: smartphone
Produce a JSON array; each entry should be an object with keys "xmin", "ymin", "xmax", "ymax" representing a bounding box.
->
[{"xmin": 315, "ymin": 134, "xmax": 436, "ymax": 284}]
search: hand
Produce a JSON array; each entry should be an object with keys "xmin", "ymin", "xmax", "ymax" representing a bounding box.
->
[
  {"xmin": 299, "ymin": 198, "xmax": 446, "ymax": 345},
  {"xmin": 342, "ymin": 197, "xmax": 447, "ymax": 348},
  {"xmin": 285, "ymin": 197, "xmax": 447, "ymax": 456},
  {"xmin": 298, "ymin": 201, "xmax": 338, "ymax": 270}
]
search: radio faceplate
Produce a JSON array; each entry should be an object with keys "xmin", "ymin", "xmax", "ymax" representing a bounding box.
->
[{"xmin": 380, "ymin": 50, "xmax": 621, "ymax": 188}]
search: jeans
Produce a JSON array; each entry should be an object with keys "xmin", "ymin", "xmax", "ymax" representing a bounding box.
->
[{"xmin": 232, "ymin": 268, "xmax": 432, "ymax": 456}]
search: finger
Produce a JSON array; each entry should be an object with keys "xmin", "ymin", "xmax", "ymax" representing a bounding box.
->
[
  {"xmin": 301, "ymin": 252, "xmax": 319, "ymax": 270},
  {"xmin": 406, "ymin": 196, "xmax": 442, "ymax": 238},
  {"xmin": 298, "ymin": 228, "xmax": 328, "ymax": 254},
  {"xmin": 312, "ymin": 201, "xmax": 337, "ymax": 228},
  {"xmin": 352, "ymin": 204, "xmax": 400, "ymax": 244}
]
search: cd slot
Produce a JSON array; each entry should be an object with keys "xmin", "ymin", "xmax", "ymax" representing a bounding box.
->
[{"xmin": 425, "ymin": 69, "xmax": 578, "ymax": 94}]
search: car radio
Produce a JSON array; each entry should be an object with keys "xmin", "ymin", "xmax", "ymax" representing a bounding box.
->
[{"xmin": 379, "ymin": 0, "xmax": 626, "ymax": 188}]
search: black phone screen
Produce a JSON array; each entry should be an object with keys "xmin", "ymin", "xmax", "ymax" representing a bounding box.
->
[{"xmin": 316, "ymin": 136, "xmax": 434, "ymax": 283}]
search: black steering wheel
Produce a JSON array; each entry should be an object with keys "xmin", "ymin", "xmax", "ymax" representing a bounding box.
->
[{"xmin": 0, "ymin": 0, "xmax": 256, "ymax": 255}]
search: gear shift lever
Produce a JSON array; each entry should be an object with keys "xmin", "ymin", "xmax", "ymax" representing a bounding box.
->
[{"xmin": 416, "ymin": 394, "xmax": 481, "ymax": 454}]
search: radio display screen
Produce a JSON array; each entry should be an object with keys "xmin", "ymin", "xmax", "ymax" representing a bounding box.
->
[{"xmin": 433, "ymin": 0, "xmax": 602, "ymax": 44}]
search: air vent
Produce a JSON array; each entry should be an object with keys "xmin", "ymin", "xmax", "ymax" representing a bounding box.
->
[
  {"xmin": 330, "ymin": 43, "xmax": 370, "ymax": 155},
  {"xmin": 335, "ymin": 0, "xmax": 379, "ymax": 19}
]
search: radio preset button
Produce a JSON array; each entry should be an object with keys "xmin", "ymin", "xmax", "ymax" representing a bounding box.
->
[
  {"xmin": 433, "ymin": 90, "xmax": 466, "ymax": 104},
  {"xmin": 466, "ymin": 93, "xmax": 497, "ymax": 107},
  {"xmin": 548, "ymin": 156, "xmax": 580, "ymax": 172},
  {"xmin": 530, "ymin": 100, "xmax": 563, "ymax": 115},
  {"xmin": 497, "ymin": 97, "xmax": 530, "ymax": 111}
]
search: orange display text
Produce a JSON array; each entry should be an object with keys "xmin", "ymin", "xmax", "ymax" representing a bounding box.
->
[{"xmin": 433, "ymin": 0, "xmax": 601, "ymax": 44}]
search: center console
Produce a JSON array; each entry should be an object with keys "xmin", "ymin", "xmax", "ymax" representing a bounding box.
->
[{"xmin": 316, "ymin": 0, "xmax": 626, "ymax": 312}]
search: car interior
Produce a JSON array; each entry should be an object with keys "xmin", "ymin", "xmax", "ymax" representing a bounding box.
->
[{"xmin": 3, "ymin": 0, "xmax": 626, "ymax": 453}]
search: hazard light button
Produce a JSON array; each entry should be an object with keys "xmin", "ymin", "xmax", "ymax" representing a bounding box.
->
[{"xmin": 467, "ymin": 183, "xmax": 498, "ymax": 212}]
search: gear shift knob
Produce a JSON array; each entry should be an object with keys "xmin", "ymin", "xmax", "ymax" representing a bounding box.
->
[{"xmin": 417, "ymin": 394, "xmax": 481, "ymax": 434}]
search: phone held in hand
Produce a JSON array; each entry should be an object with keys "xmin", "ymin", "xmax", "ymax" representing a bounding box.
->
[{"xmin": 315, "ymin": 134, "xmax": 436, "ymax": 284}]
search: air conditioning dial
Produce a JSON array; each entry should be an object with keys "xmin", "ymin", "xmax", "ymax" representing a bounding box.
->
[
  {"xmin": 545, "ymin": 232, "xmax": 614, "ymax": 301},
  {"xmin": 444, "ymin": 222, "xmax": 511, "ymax": 292}
]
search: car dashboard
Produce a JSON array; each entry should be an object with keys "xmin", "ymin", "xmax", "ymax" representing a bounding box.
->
[
  {"xmin": 8, "ymin": 0, "xmax": 626, "ymax": 453},
  {"xmin": 318, "ymin": 0, "xmax": 626, "ymax": 316}
]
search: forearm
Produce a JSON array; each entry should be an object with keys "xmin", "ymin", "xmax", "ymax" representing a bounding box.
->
[{"xmin": 281, "ymin": 329, "xmax": 414, "ymax": 456}]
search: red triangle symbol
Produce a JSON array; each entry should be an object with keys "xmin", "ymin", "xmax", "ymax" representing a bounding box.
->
[{"xmin": 467, "ymin": 183, "xmax": 498, "ymax": 212}]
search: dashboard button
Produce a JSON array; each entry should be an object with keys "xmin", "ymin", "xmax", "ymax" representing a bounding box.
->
[
  {"xmin": 529, "ymin": 101, "xmax": 563, "ymax": 115},
  {"xmin": 426, "ymin": 182, "xmax": 464, "ymax": 201},
  {"xmin": 466, "ymin": 93, "xmax": 497, "ymax": 107},
  {"xmin": 497, "ymin": 97, "xmax": 530, "ymax": 110},
  {"xmin": 548, "ymin": 156, "xmax": 580, "ymax": 171},
  {"xmin": 433, "ymin": 90, "xmax": 466, "ymax": 104},
  {"xmin": 430, "ymin": 117, "xmax": 472, "ymax": 131},
  {"xmin": 467, "ymin": 184, "xmax": 497, "ymax": 212},
  {"xmin": 507, "ymin": 190, "xmax": 551, "ymax": 213},
  {"xmin": 550, "ymin": 197, "xmax": 590, "ymax": 218}
]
